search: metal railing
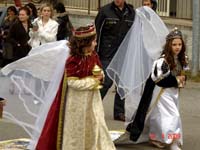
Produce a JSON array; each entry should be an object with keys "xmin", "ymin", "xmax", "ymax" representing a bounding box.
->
[
  {"xmin": 157, "ymin": 0, "xmax": 170, "ymax": 16},
  {"xmin": 63, "ymin": 0, "xmax": 192, "ymax": 19},
  {"xmin": 0, "ymin": 0, "xmax": 192, "ymax": 19}
]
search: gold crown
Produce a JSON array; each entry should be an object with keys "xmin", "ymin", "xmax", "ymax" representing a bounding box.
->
[
  {"xmin": 73, "ymin": 24, "xmax": 96, "ymax": 38},
  {"xmin": 166, "ymin": 27, "xmax": 182, "ymax": 40}
]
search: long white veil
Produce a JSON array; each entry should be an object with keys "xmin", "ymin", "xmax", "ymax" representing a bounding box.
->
[
  {"xmin": 106, "ymin": 6, "xmax": 169, "ymax": 122},
  {"xmin": 0, "ymin": 40, "xmax": 70, "ymax": 149}
]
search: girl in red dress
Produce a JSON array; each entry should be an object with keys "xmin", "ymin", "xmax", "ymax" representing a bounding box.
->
[{"xmin": 36, "ymin": 25, "xmax": 115, "ymax": 150}]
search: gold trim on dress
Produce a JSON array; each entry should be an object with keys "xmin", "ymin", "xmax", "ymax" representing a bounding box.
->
[
  {"xmin": 67, "ymin": 77, "xmax": 79, "ymax": 80},
  {"xmin": 57, "ymin": 71, "xmax": 68, "ymax": 150},
  {"xmin": 154, "ymin": 76, "xmax": 164, "ymax": 84},
  {"xmin": 67, "ymin": 76, "xmax": 98, "ymax": 80},
  {"xmin": 147, "ymin": 88, "xmax": 164, "ymax": 114}
]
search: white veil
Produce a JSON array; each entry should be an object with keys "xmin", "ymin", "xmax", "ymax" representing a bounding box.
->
[
  {"xmin": 0, "ymin": 40, "xmax": 70, "ymax": 149},
  {"xmin": 106, "ymin": 6, "xmax": 169, "ymax": 121}
]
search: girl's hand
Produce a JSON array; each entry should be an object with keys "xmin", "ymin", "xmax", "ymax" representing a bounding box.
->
[
  {"xmin": 94, "ymin": 74, "xmax": 103, "ymax": 82},
  {"xmin": 32, "ymin": 22, "xmax": 39, "ymax": 32},
  {"xmin": 178, "ymin": 75, "xmax": 186, "ymax": 82},
  {"xmin": 32, "ymin": 26, "xmax": 38, "ymax": 32},
  {"xmin": 176, "ymin": 75, "xmax": 186, "ymax": 87}
]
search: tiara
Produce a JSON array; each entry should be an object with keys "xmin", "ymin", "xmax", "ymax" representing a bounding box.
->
[
  {"xmin": 166, "ymin": 27, "xmax": 182, "ymax": 40},
  {"xmin": 73, "ymin": 24, "xmax": 96, "ymax": 38}
]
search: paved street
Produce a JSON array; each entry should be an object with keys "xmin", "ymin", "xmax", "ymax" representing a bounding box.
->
[{"xmin": 0, "ymin": 79, "xmax": 200, "ymax": 150}]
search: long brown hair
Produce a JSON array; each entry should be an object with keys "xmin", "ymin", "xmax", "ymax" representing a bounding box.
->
[
  {"xmin": 162, "ymin": 38, "xmax": 186, "ymax": 70},
  {"xmin": 68, "ymin": 26, "xmax": 96, "ymax": 56}
]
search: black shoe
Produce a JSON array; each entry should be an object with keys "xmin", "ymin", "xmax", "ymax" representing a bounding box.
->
[{"xmin": 114, "ymin": 113, "xmax": 125, "ymax": 122}]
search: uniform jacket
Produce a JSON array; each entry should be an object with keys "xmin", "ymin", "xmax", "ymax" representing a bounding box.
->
[{"xmin": 95, "ymin": 2, "xmax": 135, "ymax": 61}]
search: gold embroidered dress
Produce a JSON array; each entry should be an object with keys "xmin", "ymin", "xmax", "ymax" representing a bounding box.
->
[
  {"xmin": 62, "ymin": 51, "xmax": 115, "ymax": 150},
  {"xmin": 35, "ymin": 51, "xmax": 115, "ymax": 150}
]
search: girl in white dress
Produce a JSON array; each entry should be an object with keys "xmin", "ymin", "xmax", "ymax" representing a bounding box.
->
[{"xmin": 116, "ymin": 28, "xmax": 187, "ymax": 150}]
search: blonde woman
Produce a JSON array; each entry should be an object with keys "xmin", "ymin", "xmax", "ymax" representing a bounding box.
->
[{"xmin": 28, "ymin": 3, "xmax": 58, "ymax": 48}]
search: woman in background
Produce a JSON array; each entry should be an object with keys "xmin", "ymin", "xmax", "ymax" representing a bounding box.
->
[
  {"xmin": 1, "ymin": 6, "xmax": 18, "ymax": 33},
  {"xmin": 54, "ymin": 2, "xmax": 73, "ymax": 40},
  {"xmin": 25, "ymin": 2, "xmax": 38, "ymax": 22},
  {"xmin": 1, "ymin": 6, "xmax": 18, "ymax": 66},
  {"xmin": 7, "ymin": 7, "xmax": 32, "ymax": 61},
  {"xmin": 28, "ymin": 3, "xmax": 58, "ymax": 48}
]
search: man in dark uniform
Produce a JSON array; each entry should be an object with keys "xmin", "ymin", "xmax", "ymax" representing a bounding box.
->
[{"xmin": 95, "ymin": 0, "xmax": 135, "ymax": 121}]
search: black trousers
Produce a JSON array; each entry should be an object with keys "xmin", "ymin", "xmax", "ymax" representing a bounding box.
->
[{"xmin": 100, "ymin": 60, "xmax": 124, "ymax": 117}]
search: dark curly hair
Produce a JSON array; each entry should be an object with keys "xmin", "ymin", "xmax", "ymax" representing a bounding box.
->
[
  {"xmin": 7, "ymin": 6, "xmax": 18, "ymax": 15},
  {"xmin": 162, "ymin": 37, "xmax": 186, "ymax": 70},
  {"xmin": 25, "ymin": 3, "xmax": 38, "ymax": 19},
  {"xmin": 54, "ymin": 2, "xmax": 66, "ymax": 13},
  {"xmin": 19, "ymin": 6, "xmax": 31, "ymax": 16},
  {"xmin": 68, "ymin": 26, "xmax": 96, "ymax": 56}
]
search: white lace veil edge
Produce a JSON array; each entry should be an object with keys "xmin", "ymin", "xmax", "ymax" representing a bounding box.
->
[
  {"xmin": 106, "ymin": 6, "xmax": 169, "ymax": 121},
  {"xmin": 0, "ymin": 40, "xmax": 70, "ymax": 149}
]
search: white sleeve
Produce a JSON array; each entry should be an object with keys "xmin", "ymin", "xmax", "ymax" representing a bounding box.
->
[
  {"xmin": 151, "ymin": 58, "xmax": 170, "ymax": 82},
  {"xmin": 39, "ymin": 22, "xmax": 58, "ymax": 42}
]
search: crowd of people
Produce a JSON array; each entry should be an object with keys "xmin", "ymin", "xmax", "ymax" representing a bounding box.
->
[
  {"xmin": 0, "ymin": 0, "xmax": 187, "ymax": 150},
  {"xmin": 0, "ymin": 2, "xmax": 73, "ymax": 67}
]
